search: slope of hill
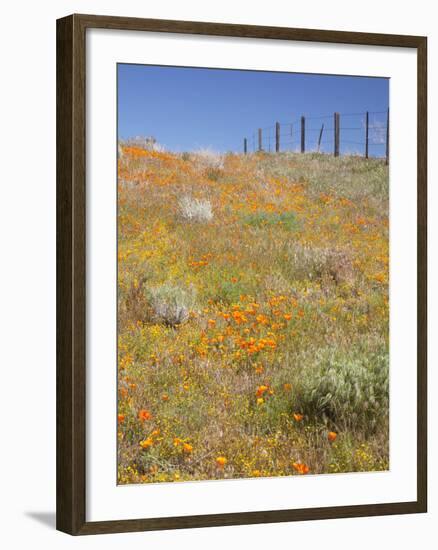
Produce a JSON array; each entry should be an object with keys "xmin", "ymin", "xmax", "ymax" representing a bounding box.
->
[{"xmin": 117, "ymin": 147, "xmax": 389, "ymax": 484}]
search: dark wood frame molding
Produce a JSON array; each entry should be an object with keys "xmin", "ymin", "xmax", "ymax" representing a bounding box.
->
[{"xmin": 57, "ymin": 13, "xmax": 427, "ymax": 535}]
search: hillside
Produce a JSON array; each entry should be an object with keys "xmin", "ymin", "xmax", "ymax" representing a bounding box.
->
[{"xmin": 117, "ymin": 147, "xmax": 389, "ymax": 484}]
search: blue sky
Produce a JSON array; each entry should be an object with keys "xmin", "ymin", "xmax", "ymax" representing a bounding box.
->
[{"xmin": 118, "ymin": 64, "xmax": 389, "ymax": 156}]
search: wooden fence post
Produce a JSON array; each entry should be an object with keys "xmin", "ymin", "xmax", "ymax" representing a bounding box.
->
[
  {"xmin": 244, "ymin": 138, "xmax": 247, "ymax": 155},
  {"xmin": 301, "ymin": 116, "xmax": 305, "ymax": 153},
  {"xmin": 258, "ymin": 128, "xmax": 262, "ymax": 152},
  {"xmin": 365, "ymin": 111, "xmax": 369, "ymax": 159},
  {"xmin": 385, "ymin": 108, "xmax": 389, "ymax": 165},
  {"xmin": 317, "ymin": 123, "xmax": 324, "ymax": 152},
  {"xmin": 275, "ymin": 122, "xmax": 280, "ymax": 153},
  {"xmin": 334, "ymin": 112, "xmax": 340, "ymax": 157}
]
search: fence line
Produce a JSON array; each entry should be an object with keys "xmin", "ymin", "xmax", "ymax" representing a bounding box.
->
[{"xmin": 243, "ymin": 109, "xmax": 389, "ymax": 164}]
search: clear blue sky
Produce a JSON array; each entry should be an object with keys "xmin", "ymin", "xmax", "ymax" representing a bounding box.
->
[{"xmin": 118, "ymin": 64, "xmax": 389, "ymax": 156}]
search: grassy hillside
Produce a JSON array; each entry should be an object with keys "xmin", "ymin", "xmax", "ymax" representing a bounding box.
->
[{"xmin": 117, "ymin": 147, "xmax": 389, "ymax": 484}]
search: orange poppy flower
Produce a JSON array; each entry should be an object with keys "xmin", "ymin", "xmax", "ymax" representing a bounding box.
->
[
  {"xmin": 139, "ymin": 437, "xmax": 153, "ymax": 449},
  {"xmin": 292, "ymin": 462, "xmax": 310, "ymax": 475},
  {"xmin": 256, "ymin": 314, "xmax": 268, "ymax": 325},
  {"xmin": 283, "ymin": 383, "xmax": 292, "ymax": 392},
  {"xmin": 138, "ymin": 409, "xmax": 152, "ymax": 422},
  {"xmin": 117, "ymin": 414, "xmax": 125, "ymax": 424},
  {"xmin": 232, "ymin": 311, "xmax": 247, "ymax": 324},
  {"xmin": 328, "ymin": 431, "xmax": 337, "ymax": 442},
  {"xmin": 161, "ymin": 394, "xmax": 169, "ymax": 402},
  {"xmin": 293, "ymin": 413, "xmax": 304, "ymax": 422},
  {"xmin": 256, "ymin": 385, "xmax": 269, "ymax": 398},
  {"xmin": 183, "ymin": 443, "xmax": 193, "ymax": 454},
  {"xmin": 216, "ymin": 456, "xmax": 227, "ymax": 468}
]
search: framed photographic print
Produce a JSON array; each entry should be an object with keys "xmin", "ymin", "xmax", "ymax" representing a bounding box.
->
[{"xmin": 56, "ymin": 14, "xmax": 427, "ymax": 535}]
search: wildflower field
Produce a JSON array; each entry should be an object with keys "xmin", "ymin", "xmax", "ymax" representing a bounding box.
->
[{"xmin": 117, "ymin": 145, "xmax": 389, "ymax": 484}]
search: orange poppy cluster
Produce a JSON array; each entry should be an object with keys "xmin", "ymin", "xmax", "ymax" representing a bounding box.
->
[
  {"xmin": 188, "ymin": 253, "xmax": 212, "ymax": 270},
  {"xmin": 190, "ymin": 295, "xmax": 304, "ymax": 363}
]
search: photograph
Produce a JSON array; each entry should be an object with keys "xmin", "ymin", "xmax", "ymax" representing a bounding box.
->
[
  {"xmin": 116, "ymin": 64, "xmax": 390, "ymax": 485},
  {"xmin": 0, "ymin": 0, "xmax": 431, "ymax": 544}
]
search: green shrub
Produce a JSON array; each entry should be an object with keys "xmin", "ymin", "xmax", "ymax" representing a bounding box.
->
[{"xmin": 296, "ymin": 351, "xmax": 389, "ymax": 434}]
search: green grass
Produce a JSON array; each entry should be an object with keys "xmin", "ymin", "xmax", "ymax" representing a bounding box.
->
[{"xmin": 242, "ymin": 211, "xmax": 300, "ymax": 231}]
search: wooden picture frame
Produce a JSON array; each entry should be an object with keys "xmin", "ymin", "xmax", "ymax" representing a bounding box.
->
[{"xmin": 57, "ymin": 13, "xmax": 427, "ymax": 535}]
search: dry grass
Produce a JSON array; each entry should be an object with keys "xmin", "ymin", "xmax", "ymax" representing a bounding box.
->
[{"xmin": 117, "ymin": 147, "xmax": 389, "ymax": 484}]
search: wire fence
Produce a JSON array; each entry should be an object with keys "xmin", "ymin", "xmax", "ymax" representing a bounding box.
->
[{"xmin": 243, "ymin": 110, "xmax": 389, "ymax": 164}]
